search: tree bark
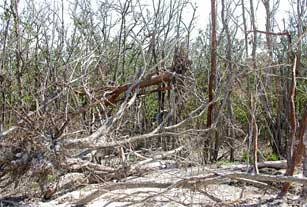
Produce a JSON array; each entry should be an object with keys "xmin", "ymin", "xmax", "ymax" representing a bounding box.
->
[
  {"xmin": 280, "ymin": 102, "xmax": 307, "ymax": 196},
  {"xmin": 287, "ymin": 56, "xmax": 297, "ymax": 166},
  {"xmin": 205, "ymin": 0, "xmax": 217, "ymax": 162},
  {"xmin": 11, "ymin": 0, "xmax": 23, "ymax": 106},
  {"xmin": 249, "ymin": 0, "xmax": 259, "ymax": 174},
  {"xmin": 221, "ymin": 0, "xmax": 234, "ymax": 162}
]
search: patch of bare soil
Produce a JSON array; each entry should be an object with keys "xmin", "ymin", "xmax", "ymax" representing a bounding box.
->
[{"xmin": 9, "ymin": 164, "xmax": 304, "ymax": 207}]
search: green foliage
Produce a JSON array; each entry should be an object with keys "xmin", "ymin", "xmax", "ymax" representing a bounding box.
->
[
  {"xmin": 241, "ymin": 151, "xmax": 249, "ymax": 163},
  {"xmin": 47, "ymin": 174, "xmax": 57, "ymax": 183},
  {"xmin": 266, "ymin": 153, "xmax": 279, "ymax": 161},
  {"xmin": 23, "ymin": 94, "xmax": 34, "ymax": 105},
  {"xmin": 195, "ymin": 71, "xmax": 208, "ymax": 97},
  {"xmin": 233, "ymin": 101, "xmax": 248, "ymax": 127},
  {"xmin": 144, "ymin": 93, "xmax": 159, "ymax": 121},
  {"xmin": 296, "ymin": 85, "xmax": 307, "ymax": 115}
]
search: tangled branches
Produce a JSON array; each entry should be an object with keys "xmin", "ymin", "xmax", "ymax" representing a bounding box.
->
[
  {"xmin": 0, "ymin": 49, "xmax": 197, "ymax": 199},
  {"xmin": 0, "ymin": 113, "xmax": 66, "ymax": 197}
]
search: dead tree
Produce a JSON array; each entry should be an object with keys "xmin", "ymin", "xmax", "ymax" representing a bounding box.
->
[{"xmin": 205, "ymin": 0, "xmax": 217, "ymax": 163}]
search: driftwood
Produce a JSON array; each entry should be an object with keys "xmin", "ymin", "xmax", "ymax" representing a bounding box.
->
[
  {"xmin": 132, "ymin": 146, "xmax": 183, "ymax": 170},
  {"xmin": 74, "ymin": 174, "xmax": 225, "ymax": 206},
  {"xmin": 74, "ymin": 171, "xmax": 307, "ymax": 206},
  {"xmin": 225, "ymin": 173, "xmax": 307, "ymax": 184},
  {"xmin": 42, "ymin": 145, "xmax": 185, "ymax": 199},
  {"xmin": 257, "ymin": 160, "xmax": 287, "ymax": 169},
  {"xmin": 222, "ymin": 160, "xmax": 288, "ymax": 171}
]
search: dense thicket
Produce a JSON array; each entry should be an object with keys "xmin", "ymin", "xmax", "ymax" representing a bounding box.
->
[{"xmin": 1, "ymin": 0, "xmax": 307, "ymax": 199}]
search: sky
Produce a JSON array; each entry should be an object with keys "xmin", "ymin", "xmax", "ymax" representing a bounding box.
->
[
  {"xmin": 56, "ymin": 0, "xmax": 297, "ymax": 35},
  {"xmin": 191, "ymin": 0, "xmax": 293, "ymax": 32},
  {"xmin": 5, "ymin": 0, "xmax": 303, "ymax": 42}
]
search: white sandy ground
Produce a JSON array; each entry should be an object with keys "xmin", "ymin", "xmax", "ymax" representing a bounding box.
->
[{"xmin": 25, "ymin": 166, "xmax": 307, "ymax": 207}]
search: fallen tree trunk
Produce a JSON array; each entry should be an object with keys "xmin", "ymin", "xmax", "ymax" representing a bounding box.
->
[
  {"xmin": 223, "ymin": 160, "xmax": 287, "ymax": 171},
  {"xmin": 0, "ymin": 71, "xmax": 176, "ymax": 140},
  {"xmin": 257, "ymin": 160, "xmax": 287, "ymax": 169},
  {"xmin": 281, "ymin": 102, "xmax": 307, "ymax": 196},
  {"xmin": 225, "ymin": 173, "xmax": 307, "ymax": 184},
  {"xmin": 74, "ymin": 171, "xmax": 307, "ymax": 206}
]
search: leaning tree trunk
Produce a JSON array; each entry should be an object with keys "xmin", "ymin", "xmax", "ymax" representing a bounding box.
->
[{"xmin": 280, "ymin": 102, "xmax": 307, "ymax": 196}]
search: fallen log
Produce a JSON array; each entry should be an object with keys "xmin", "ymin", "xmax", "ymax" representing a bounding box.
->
[
  {"xmin": 224, "ymin": 173, "xmax": 307, "ymax": 184},
  {"xmin": 73, "ymin": 171, "xmax": 307, "ymax": 206},
  {"xmin": 0, "ymin": 60, "xmax": 184, "ymax": 140},
  {"xmin": 257, "ymin": 160, "xmax": 287, "ymax": 169},
  {"xmin": 221, "ymin": 160, "xmax": 287, "ymax": 171},
  {"xmin": 73, "ymin": 174, "xmax": 225, "ymax": 206},
  {"xmin": 132, "ymin": 146, "xmax": 184, "ymax": 170}
]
